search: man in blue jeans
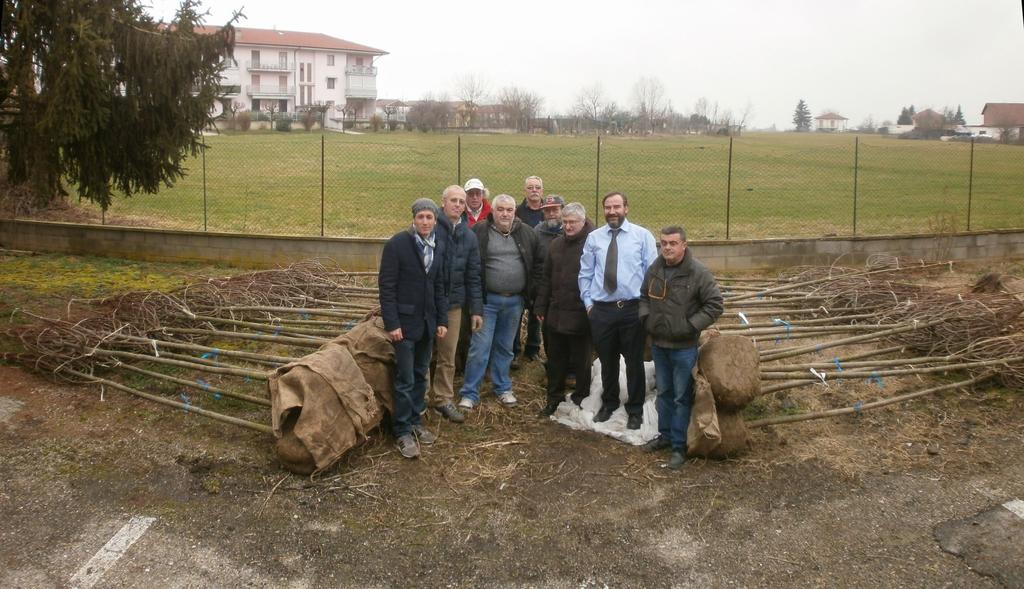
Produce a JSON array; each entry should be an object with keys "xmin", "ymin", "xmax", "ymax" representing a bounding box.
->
[
  {"xmin": 458, "ymin": 194, "xmax": 542, "ymax": 410},
  {"xmin": 639, "ymin": 226, "xmax": 723, "ymax": 469},
  {"xmin": 378, "ymin": 198, "xmax": 449, "ymax": 459}
]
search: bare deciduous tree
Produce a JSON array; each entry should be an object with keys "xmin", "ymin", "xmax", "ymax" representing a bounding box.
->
[
  {"xmin": 572, "ymin": 83, "xmax": 607, "ymax": 125},
  {"xmin": 454, "ymin": 73, "xmax": 489, "ymax": 127},
  {"xmin": 632, "ymin": 77, "xmax": 669, "ymax": 134},
  {"xmin": 498, "ymin": 86, "xmax": 544, "ymax": 132}
]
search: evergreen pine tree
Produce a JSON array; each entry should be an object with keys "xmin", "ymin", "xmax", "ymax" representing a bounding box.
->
[
  {"xmin": 897, "ymin": 107, "xmax": 912, "ymax": 125},
  {"xmin": 954, "ymin": 105, "xmax": 966, "ymax": 125},
  {"xmin": 0, "ymin": 0, "xmax": 236, "ymax": 210},
  {"xmin": 793, "ymin": 99, "xmax": 812, "ymax": 132}
]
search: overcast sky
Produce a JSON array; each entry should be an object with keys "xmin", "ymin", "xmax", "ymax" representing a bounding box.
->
[{"xmin": 146, "ymin": 0, "xmax": 1024, "ymax": 128}]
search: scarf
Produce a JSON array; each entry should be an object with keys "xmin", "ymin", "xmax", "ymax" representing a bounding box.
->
[{"xmin": 413, "ymin": 230, "xmax": 435, "ymax": 272}]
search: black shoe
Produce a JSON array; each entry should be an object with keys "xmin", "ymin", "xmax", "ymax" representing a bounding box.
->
[
  {"xmin": 643, "ymin": 435, "xmax": 671, "ymax": 452},
  {"xmin": 434, "ymin": 402, "xmax": 466, "ymax": 424},
  {"xmin": 524, "ymin": 352, "xmax": 539, "ymax": 362},
  {"xmin": 538, "ymin": 402, "xmax": 559, "ymax": 417},
  {"xmin": 570, "ymin": 395, "xmax": 585, "ymax": 407},
  {"xmin": 626, "ymin": 414, "xmax": 643, "ymax": 430},
  {"xmin": 593, "ymin": 405, "xmax": 614, "ymax": 423},
  {"xmin": 666, "ymin": 451, "xmax": 687, "ymax": 470}
]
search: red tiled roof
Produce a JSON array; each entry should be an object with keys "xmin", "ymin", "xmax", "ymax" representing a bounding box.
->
[
  {"xmin": 815, "ymin": 112, "xmax": 848, "ymax": 120},
  {"xmin": 982, "ymin": 103, "xmax": 1024, "ymax": 126},
  {"xmin": 197, "ymin": 26, "xmax": 386, "ymax": 54}
]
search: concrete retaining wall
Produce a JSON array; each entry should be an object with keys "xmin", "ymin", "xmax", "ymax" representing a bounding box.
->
[{"xmin": 2, "ymin": 219, "xmax": 1023, "ymax": 271}]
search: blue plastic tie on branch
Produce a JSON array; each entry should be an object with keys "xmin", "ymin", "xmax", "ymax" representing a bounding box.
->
[
  {"xmin": 196, "ymin": 378, "xmax": 211, "ymax": 390},
  {"xmin": 868, "ymin": 372, "xmax": 884, "ymax": 388},
  {"xmin": 300, "ymin": 313, "xmax": 310, "ymax": 320},
  {"xmin": 273, "ymin": 327, "xmax": 282, "ymax": 336},
  {"xmin": 853, "ymin": 401, "xmax": 863, "ymax": 414},
  {"xmin": 179, "ymin": 391, "xmax": 192, "ymax": 412},
  {"xmin": 343, "ymin": 321, "xmax": 355, "ymax": 330},
  {"xmin": 772, "ymin": 318, "xmax": 792, "ymax": 342},
  {"xmin": 833, "ymin": 358, "xmax": 843, "ymax": 371}
]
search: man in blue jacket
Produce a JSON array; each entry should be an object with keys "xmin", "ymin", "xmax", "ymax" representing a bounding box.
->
[
  {"xmin": 378, "ymin": 198, "xmax": 450, "ymax": 459},
  {"xmin": 429, "ymin": 186, "xmax": 484, "ymax": 423}
]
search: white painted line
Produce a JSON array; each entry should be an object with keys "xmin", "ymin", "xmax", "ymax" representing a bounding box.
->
[
  {"xmin": 1004, "ymin": 499, "xmax": 1024, "ymax": 519},
  {"xmin": 69, "ymin": 516, "xmax": 156, "ymax": 589}
]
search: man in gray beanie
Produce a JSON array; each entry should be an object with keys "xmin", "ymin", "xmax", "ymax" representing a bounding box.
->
[{"xmin": 378, "ymin": 198, "xmax": 449, "ymax": 459}]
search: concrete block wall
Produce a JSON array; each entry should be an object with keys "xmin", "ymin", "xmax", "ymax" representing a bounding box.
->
[{"xmin": 2, "ymin": 219, "xmax": 1023, "ymax": 272}]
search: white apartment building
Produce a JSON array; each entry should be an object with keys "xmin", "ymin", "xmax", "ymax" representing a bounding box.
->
[{"xmin": 204, "ymin": 26, "xmax": 386, "ymax": 127}]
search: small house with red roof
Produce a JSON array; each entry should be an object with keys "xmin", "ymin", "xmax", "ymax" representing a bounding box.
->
[{"xmin": 814, "ymin": 112, "xmax": 848, "ymax": 132}]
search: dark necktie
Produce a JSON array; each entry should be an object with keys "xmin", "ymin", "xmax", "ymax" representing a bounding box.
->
[{"xmin": 604, "ymin": 228, "xmax": 620, "ymax": 293}]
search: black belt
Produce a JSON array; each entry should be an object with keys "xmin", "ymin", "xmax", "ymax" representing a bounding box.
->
[
  {"xmin": 594, "ymin": 299, "xmax": 638, "ymax": 308},
  {"xmin": 489, "ymin": 292, "xmax": 521, "ymax": 298}
]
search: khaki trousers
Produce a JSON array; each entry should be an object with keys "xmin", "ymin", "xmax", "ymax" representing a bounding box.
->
[{"xmin": 429, "ymin": 307, "xmax": 463, "ymax": 406}]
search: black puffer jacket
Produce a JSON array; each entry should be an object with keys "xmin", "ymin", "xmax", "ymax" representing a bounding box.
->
[
  {"xmin": 435, "ymin": 216, "xmax": 483, "ymax": 315},
  {"xmin": 639, "ymin": 248, "xmax": 724, "ymax": 349},
  {"xmin": 473, "ymin": 216, "xmax": 543, "ymax": 304},
  {"xmin": 534, "ymin": 220, "xmax": 594, "ymax": 335}
]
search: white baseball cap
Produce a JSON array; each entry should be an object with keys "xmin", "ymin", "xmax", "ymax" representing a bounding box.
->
[{"xmin": 464, "ymin": 178, "xmax": 485, "ymax": 192}]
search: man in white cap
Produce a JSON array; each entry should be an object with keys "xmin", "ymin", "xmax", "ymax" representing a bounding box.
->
[{"xmin": 461, "ymin": 178, "xmax": 491, "ymax": 227}]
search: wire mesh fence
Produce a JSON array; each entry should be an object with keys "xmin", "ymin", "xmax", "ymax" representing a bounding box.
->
[{"xmin": 78, "ymin": 131, "xmax": 1024, "ymax": 239}]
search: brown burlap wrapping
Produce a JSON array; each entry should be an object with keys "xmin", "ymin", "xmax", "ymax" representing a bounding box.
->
[
  {"xmin": 708, "ymin": 411, "xmax": 749, "ymax": 458},
  {"xmin": 698, "ymin": 334, "xmax": 761, "ymax": 411},
  {"xmin": 268, "ymin": 317, "xmax": 395, "ymax": 473},
  {"xmin": 686, "ymin": 368, "xmax": 721, "ymax": 457}
]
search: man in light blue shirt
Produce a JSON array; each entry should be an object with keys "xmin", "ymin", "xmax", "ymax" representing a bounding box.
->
[{"xmin": 578, "ymin": 191, "xmax": 658, "ymax": 429}]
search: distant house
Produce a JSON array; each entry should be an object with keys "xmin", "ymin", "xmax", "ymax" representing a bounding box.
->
[
  {"xmin": 375, "ymin": 99, "xmax": 410, "ymax": 127},
  {"xmin": 911, "ymin": 108, "xmax": 947, "ymax": 131},
  {"xmin": 980, "ymin": 103, "xmax": 1024, "ymax": 142},
  {"xmin": 814, "ymin": 112, "xmax": 848, "ymax": 132},
  {"xmin": 200, "ymin": 26, "xmax": 387, "ymax": 129}
]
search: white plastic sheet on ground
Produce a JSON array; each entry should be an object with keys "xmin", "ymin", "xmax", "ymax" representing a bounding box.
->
[{"xmin": 550, "ymin": 357, "xmax": 661, "ymax": 446}]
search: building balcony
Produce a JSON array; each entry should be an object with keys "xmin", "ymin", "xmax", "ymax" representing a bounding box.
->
[
  {"xmin": 345, "ymin": 86, "xmax": 377, "ymax": 99},
  {"xmin": 247, "ymin": 60, "xmax": 292, "ymax": 72},
  {"xmin": 246, "ymin": 85, "xmax": 295, "ymax": 97},
  {"xmin": 345, "ymin": 65, "xmax": 377, "ymax": 75}
]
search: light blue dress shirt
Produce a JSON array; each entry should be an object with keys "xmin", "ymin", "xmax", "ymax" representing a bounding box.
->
[{"xmin": 578, "ymin": 218, "xmax": 658, "ymax": 308}]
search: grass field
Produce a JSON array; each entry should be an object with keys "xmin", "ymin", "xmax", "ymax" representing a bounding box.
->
[{"xmin": 67, "ymin": 131, "xmax": 1024, "ymax": 239}]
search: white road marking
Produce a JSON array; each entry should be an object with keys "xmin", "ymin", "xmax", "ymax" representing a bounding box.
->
[
  {"xmin": 69, "ymin": 516, "xmax": 156, "ymax": 589},
  {"xmin": 1004, "ymin": 499, "xmax": 1024, "ymax": 519}
]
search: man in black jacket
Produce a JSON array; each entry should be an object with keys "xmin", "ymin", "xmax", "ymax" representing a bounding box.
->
[
  {"xmin": 378, "ymin": 199, "xmax": 449, "ymax": 459},
  {"xmin": 457, "ymin": 194, "xmax": 543, "ymax": 410},
  {"xmin": 535, "ymin": 202, "xmax": 594, "ymax": 415},
  {"xmin": 429, "ymin": 186, "xmax": 483, "ymax": 423},
  {"xmin": 638, "ymin": 226, "xmax": 723, "ymax": 470}
]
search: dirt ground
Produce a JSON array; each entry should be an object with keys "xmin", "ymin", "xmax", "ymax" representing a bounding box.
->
[{"xmin": 1, "ymin": 254, "xmax": 1023, "ymax": 587}]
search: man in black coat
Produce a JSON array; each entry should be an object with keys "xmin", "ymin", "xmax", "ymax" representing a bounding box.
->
[
  {"xmin": 378, "ymin": 198, "xmax": 450, "ymax": 459},
  {"xmin": 535, "ymin": 202, "xmax": 595, "ymax": 415}
]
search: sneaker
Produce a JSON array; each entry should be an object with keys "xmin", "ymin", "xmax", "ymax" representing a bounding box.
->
[
  {"xmin": 457, "ymin": 397, "xmax": 478, "ymax": 410},
  {"xmin": 643, "ymin": 435, "xmax": 671, "ymax": 453},
  {"xmin": 666, "ymin": 451, "xmax": 686, "ymax": 470},
  {"xmin": 626, "ymin": 414, "xmax": 643, "ymax": 430},
  {"xmin": 412, "ymin": 425, "xmax": 437, "ymax": 445},
  {"xmin": 496, "ymin": 391, "xmax": 518, "ymax": 407},
  {"xmin": 395, "ymin": 434, "xmax": 420, "ymax": 459},
  {"xmin": 434, "ymin": 402, "xmax": 466, "ymax": 423},
  {"xmin": 593, "ymin": 405, "xmax": 614, "ymax": 423}
]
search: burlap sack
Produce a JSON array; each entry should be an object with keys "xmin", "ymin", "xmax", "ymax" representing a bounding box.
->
[
  {"xmin": 698, "ymin": 334, "xmax": 761, "ymax": 411},
  {"xmin": 708, "ymin": 410, "xmax": 749, "ymax": 458},
  {"xmin": 686, "ymin": 368, "xmax": 722, "ymax": 457},
  {"xmin": 268, "ymin": 317, "xmax": 394, "ymax": 473}
]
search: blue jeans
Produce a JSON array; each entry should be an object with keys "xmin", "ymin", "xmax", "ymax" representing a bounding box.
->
[
  {"xmin": 652, "ymin": 345, "xmax": 699, "ymax": 451},
  {"xmin": 459, "ymin": 294, "xmax": 523, "ymax": 401},
  {"xmin": 392, "ymin": 333, "xmax": 433, "ymax": 437}
]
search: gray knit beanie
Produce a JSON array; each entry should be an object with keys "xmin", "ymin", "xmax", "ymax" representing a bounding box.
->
[{"xmin": 411, "ymin": 198, "xmax": 438, "ymax": 217}]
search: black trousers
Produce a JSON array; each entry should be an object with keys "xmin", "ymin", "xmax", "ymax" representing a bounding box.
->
[
  {"xmin": 543, "ymin": 324, "xmax": 593, "ymax": 406},
  {"xmin": 588, "ymin": 301, "xmax": 646, "ymax": 416}
]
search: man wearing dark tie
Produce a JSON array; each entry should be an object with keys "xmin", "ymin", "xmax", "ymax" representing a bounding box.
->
[{"xmin": 578, "ymin": 192, "xmax": 658, "ymax": 430}]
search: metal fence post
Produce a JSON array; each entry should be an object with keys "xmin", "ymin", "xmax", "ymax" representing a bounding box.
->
[
  {"xmin": 457, "ymin": 135, "xmax": 462, "ymax": 185},
  {"xmin": 202, "ymin": 137, "xmax": 208, "ymax": 232},
  {"xmin": 595, "ymin": 134, "xmax": 602, "ymax": 217},
  {"xmin": 320, "ymin": 133, "xmax": 325, "ymax": 237},
  {"xmin": 967, "ymin": 138, "xmax": 975, "ymax": 231},
  {"xmin": 725, "ymin": 136, "xmax": 733, "ymax": 240},
  {"xmin": 852, "ymin": 136, "xmax": 859, "ymax": 235}
]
